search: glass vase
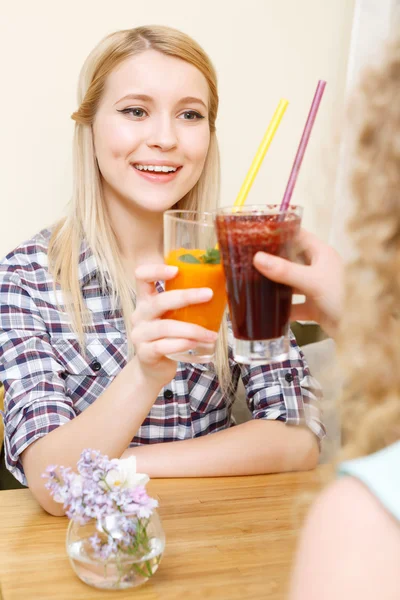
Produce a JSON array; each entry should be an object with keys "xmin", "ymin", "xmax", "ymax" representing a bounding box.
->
[{"xmin": 66, "ymin": 510, "xmax": 165, "ymax": 590}]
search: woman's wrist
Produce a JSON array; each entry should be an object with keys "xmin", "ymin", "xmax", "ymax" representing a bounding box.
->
[{"xmin": 113, "ymin": 356, "xmax": 164, "ymax": 409}]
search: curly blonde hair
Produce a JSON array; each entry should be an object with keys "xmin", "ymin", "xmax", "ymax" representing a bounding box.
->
[{"xmin": 339, "ymin": 36, "xmax": 400, "ymax": 460}]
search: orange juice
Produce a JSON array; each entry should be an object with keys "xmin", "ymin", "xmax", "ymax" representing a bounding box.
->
[{"xmin": 164, "ymin": 248, "xmax": 226, "ymax": 331}]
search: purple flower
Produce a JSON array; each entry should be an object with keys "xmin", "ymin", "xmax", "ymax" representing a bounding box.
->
[
  {"xmin": 43, "ymin": 449, "xmax": 158, "ymax": 561},
  {"xmin": 98, "ymin": 537, "xmax": 118, "ymax": 561},
  {"xmin": 89, "ymin": 534, "xmax": 101, "ymax": 553}
]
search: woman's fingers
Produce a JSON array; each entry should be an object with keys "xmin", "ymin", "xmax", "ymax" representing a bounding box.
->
[
  {"xmin": 132, "ymin": 287, "xmax": 213, "ymax": 324},
  {"xmin": 290, "ymin": 229, "xmax": 322, "ymax": 264},
  {"xmin": 253, "ymin": 252, "xmax": 318, "ymax": 297},
  {"xmin": 134, "ymin": 264, "xmax": 178, "ymax": 298},
  {"xmin": 131, "ymin": 319, "xmax": 218, "ymax": 346},
  {"xmin": 137, "ymin": 338, "xmax": 200, "ymax": 363},
  {"xmin": 131, "ymin": 264, "xmax": 218, "ymax": 368}
]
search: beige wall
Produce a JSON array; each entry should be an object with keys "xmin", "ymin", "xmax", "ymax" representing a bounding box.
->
[{"xmin": 0, "ymin": 0, "xmax": 354, "ymax": 257}]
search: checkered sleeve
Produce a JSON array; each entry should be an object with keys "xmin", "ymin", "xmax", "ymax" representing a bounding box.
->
[
  {"xmin": 239, "ymin": 329, "xmax": 325, "ymax": 442},
  {"xmin": 0, "ymin": 267, "xmax": 76, "ymax": 485}
]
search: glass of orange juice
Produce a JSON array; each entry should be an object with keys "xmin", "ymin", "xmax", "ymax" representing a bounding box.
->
[{"xmin": 163, "ymin": 210, "xmax": 226, "ymax": 363}]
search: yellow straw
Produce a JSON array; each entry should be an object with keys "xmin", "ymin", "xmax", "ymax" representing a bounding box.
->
[{"xmin": 234, "ymin": 98, "xmax": 289, "ymax": 208}]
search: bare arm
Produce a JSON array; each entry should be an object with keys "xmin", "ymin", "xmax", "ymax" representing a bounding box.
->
[
  {"xmin": 22, "ymin": 266, "xmax": 216, "ymax": 515},
  {"xmin": 22, "ymin": 358, "xmax": 160, "ymax": 515},
  {"xmin": 123, "ymin": 420, "xmax": 319, "ymax": 476},
  {"xmin": 289, "ymin": 477, "xmax": 400, "ymax": 600}
]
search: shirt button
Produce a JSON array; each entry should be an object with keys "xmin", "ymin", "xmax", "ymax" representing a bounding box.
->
[
  {"xmin": 90, "ymin": 361, "xmax": 102, "ymax": 372},
  {"xmin": 164, "ymin": 389, "xmax": 174, "ymax": 400},
  {"xmin": 285, "ymin": 372, "xmax": 294, "ymax": 383}
]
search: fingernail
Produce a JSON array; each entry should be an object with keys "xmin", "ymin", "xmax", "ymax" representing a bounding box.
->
[
  {"xmin": 206, "ymin": 331, "xmax": 218, "ymax": 341},
  {"xmin": 254, "ymin": 252, "xmax": 273, "ymax": 269},
  {"xmin": 198, "ymin": 288, "xmax": 213, "ymax": 300},
  {"xmin": 165, "ymin": 265, "xmax": 178, "ymax": 276}
]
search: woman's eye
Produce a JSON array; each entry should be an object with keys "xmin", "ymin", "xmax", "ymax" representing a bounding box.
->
[
  {"xmin": 118, "ymin": 108, "xmax": 147, "ymax": 118},
  {"xmin": 179, "ymin": 111, "xmax": 204, "ymax": 121}
]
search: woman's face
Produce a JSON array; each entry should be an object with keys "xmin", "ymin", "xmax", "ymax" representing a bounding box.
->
[{"xmin": 93, "ymin": 49, "xmax": 211, "ymax": 214}]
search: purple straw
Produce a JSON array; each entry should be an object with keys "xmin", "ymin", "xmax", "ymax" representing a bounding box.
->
[{"xmin": 280, "ymin": 80, "xmax": 327, "ymax": 212}]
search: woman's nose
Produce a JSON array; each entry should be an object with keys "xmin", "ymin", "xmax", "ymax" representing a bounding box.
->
[{"xmin": 146, "ymin": 115, "xmax": 178, "ymax": 152}]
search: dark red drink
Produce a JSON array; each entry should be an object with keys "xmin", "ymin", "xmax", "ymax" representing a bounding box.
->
[{"xmin": 215, "ymin": 207, "xmax": 302, "ymax": 341}]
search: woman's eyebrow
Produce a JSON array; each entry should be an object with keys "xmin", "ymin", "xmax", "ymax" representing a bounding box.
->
[
  {"xmin": 114, "ymin": 93, "xmax": 154, "ymax": 105},
  {"xmin": 178, "ymin": 96, "xmax": 208, "ymax": 110},
  {"xmin": 114, "ymin": 94, "xmax": 207, "ymax": 110}
]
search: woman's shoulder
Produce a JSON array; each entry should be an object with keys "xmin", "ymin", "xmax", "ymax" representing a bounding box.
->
[
  {"xmin": 290, "ymin": 472, "xmax": 400, "ymax": 600},
  {"xmin": 337, "ymin": 441, "xmax": 400, "ymax": 522},
  {"xmin": 311, "ymin": 473, "xmax": 389, "ymax": 524},
  {"xmin": 309, "ymin": 441, "xmax": 400, "ymax": 535},
  {"xmin": 300, "ymin": 442, "xmax": 400, "ymax": 563},
  {"xmin": 0, "ymin": 227, "xmax": 54, "ymax": 278}
]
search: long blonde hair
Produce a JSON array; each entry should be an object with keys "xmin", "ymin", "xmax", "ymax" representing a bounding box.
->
[
  {"xmin": 338, "ymin": 36, "xmax": 400, "ymax": 460},
  {"xmin": 48, "ymin": 26, "xmax": 231, "ymax": 390}
]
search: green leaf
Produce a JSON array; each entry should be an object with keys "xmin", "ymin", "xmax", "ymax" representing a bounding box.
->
[
  {"xmin": 200, "ymin": 248, "xmax": 221, "ymax": 264},
  {"xmin": 178, "ymin": 253, "xmax": 202, "ymax": 264}
]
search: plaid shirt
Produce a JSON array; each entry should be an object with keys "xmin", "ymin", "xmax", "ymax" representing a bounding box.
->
[{"xmin": 0, "ymin": 228, "xmax": 325, "ymax": 485}]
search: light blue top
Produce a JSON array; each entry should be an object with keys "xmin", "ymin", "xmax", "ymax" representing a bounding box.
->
[{"xmin": 338, "ymin": 440, "xmax": 400, "ymax": 522}]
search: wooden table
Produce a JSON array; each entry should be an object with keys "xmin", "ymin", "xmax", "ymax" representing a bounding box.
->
[{"xmin": 0, "ymin": 467, "xmax": 330, "ymax": 600}]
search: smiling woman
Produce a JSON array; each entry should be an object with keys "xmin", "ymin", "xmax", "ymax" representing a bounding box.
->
[
  {"xmin": 0, "ymin": 25, "xmax": 324, "ymax": 515},
  {"xmin": 90, "ymin": 50, "xmax": 211, "ymax": 215}
]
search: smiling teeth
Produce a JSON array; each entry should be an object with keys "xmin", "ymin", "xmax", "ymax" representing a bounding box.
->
[{"xmin": 134, "ymin": 165, "xmax": 177, "ymax": 172}]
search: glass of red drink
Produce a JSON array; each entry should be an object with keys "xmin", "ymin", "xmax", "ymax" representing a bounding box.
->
[{"xmin": 215, "ymin": 205, "xmax": 303, "ymax": 364}]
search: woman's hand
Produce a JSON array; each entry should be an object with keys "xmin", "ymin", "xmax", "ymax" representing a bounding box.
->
[
  {"xmin": 131, "ymin": 264, "xmax": 218, "ymax": 387},
  {"xmin": 253, "ymin": 230, "xmax": 343, "ymax": 337}
]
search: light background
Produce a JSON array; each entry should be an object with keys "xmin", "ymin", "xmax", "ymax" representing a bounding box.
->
[
  {"xmin": 330, "ymin": 0, "xmax": 400, "ymax": 256},
  {"xmin": 0, "ymin": 0, "xmax": 356, "ymax": 257}
]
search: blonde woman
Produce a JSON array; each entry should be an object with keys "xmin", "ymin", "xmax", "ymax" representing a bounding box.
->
[
  {"xmin": 256, "ymin": 37, "xmax": 400, "ymax": 599},
  {"xmin": 0, "ymin": 26, "xmax": 323, "ymax": 516}
]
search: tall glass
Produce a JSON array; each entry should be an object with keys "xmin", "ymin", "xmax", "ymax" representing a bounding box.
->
[
  {"xmin": 215, "ymin": 205, "xmax": 303, "ymax": 364},
  {"xmin": 163, "ymin": 210, "xmax": 226, "ymax": 363}
]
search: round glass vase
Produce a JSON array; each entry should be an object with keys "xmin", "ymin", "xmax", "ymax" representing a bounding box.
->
[{"xmin": 66, "ymin": 510, "xmax": 165, "ymax": 590}]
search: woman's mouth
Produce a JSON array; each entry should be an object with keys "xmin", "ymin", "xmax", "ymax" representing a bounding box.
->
[{"xmin": 132, "ymin": 163, "xmax": 182, "ymax": 183}]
